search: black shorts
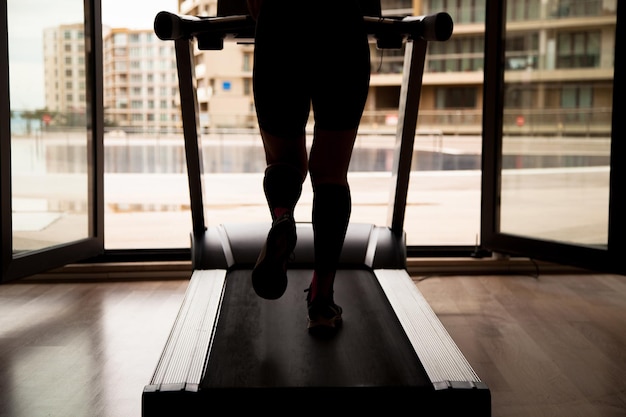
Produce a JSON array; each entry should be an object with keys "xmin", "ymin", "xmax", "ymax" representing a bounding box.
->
[{"xmin": 253, "ymin": 0, "xmax": 371, "ymax": 138}]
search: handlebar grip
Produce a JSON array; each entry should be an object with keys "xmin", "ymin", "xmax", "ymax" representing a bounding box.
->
[
  {"xmin": 154, "ymin": 11, "xmax": 200, "ymax": 40},
  {"xmin": 418, "ymin": 12, "xmax": 453, "ymax": 42},
  {"xmin": 397, "ymin": 12, "xmax": 453, "ymax": 42}
]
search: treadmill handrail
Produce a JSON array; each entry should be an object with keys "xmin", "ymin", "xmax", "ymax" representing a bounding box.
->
[
  {"xmin": 154, "ymin": 11, "xmax": 453, "ymax": 44},
  {"xmin": 159, "ymin": 10, "xmax": 454, "ymax": 238}
]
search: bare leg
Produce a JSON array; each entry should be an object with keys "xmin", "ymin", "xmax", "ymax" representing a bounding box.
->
[
  {"xmin": 308, "ymin": 127, "xmax": 358, "ymax": 302},
  {"xmin": 251, "ymin": 128, "xmax": 306, "ymax": 300},
  {"xmin": 260, "ymin": 128, "xmax": 308, "ymax": 178},
  {"xmin": 308, "ymin": 127, "xmax": 357, "ymax": 185},
  {"xmin": 259, "ymin": 128, "xmax": 307, "ymax": 218}
]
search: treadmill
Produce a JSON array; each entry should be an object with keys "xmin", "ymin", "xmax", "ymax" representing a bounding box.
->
[{"xmin": 143, "ymin": 1, "xmax": 491, "ymax": 415}]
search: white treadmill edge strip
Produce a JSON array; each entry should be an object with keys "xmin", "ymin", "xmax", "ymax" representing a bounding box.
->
[
  {"xmin": 150, "ymin": 269, "xmax": 227, "ymax": 389},
  {"xmin": 187, "ymin": 270, "xmax": 227, "ymax": 383},
  {"xmin": 374, "ymin": 269, "xmax": 481, "ymax": 386}
]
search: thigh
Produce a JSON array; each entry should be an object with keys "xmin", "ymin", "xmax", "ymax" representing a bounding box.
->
[
  {"xmin": 252, "ymin": 1, "xmax": 311, "ymax": 138},
  {"xmin": 311, "ymin": 1, "xmax": 371, "ymax": 131}
]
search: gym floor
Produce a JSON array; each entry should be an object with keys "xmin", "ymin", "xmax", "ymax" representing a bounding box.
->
[{"xmin": 0, "ymin": 272, "xmax": 625, "ymax": 417}]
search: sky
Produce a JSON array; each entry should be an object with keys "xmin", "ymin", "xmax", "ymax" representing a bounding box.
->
[
  {"xmin": 102, "ymin": 0, "xmax": 178, "ymax": 29},
  {"xmin": 8, "ymin": 0, "xmax": 178, "ymax": 110}
]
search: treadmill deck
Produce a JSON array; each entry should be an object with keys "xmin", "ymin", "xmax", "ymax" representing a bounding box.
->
[
  {"xmin": 142, "ymin": 264, "xmax": 490, "ymax": 415},
  {"xmin": 204, "ymin": 269, "xmax": 430, "ymax": 389}
]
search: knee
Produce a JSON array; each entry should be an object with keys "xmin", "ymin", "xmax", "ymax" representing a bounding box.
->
[
  {"xmin": 308, "ymin": 128, "xmax": 357, "ymax": 186},
  {"xmin": 308, "ymin": 161, "xmax": 348, "ymax": 187},
  {"xmin": 260, "ymin": 130, "xmax": 308, "ymax": 177}
]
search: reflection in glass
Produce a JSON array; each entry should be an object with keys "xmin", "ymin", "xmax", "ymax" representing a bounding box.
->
[
  {"xmin": 8, "ymin": 0, "xmax": 90, "ymax": 253},
  {"xmin": 499, "ymin": 1, "xmax": 615, "ymax": 246}
]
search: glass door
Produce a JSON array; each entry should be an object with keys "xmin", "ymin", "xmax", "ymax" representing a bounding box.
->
[
  {"xmin": 481, "ymin": 0, "xmax": 624, "ymax": 274},
  {"xmin": 1, "ymin": 0, "xmax": 104, "ymax": 282}
]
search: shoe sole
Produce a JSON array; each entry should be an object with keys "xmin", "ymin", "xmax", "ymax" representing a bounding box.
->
[
  {"xmin": 307, "ymin": 315, "xmax": 342, "ymax": 338},
  {"xmin": 307, "ymin": 315, "xmax": 342, "ymax": 329}
]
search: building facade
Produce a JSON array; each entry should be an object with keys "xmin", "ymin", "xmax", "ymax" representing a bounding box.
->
[
  {"xmin": 177, "ymin": 0, "xmax": 615, "ymax": 136},
  {"xmin": 102, "ymin": 27, "xmax": 179, "ymax": 133},
  {"xmin": 43, "ymin": 23, "xmax": 87, "ymax": 124},
  {"xmin": 498, "ymin": 0, "xmax": 615, "ymax": 137}
]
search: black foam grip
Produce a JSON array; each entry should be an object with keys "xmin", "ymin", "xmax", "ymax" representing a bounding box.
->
[
  {"xmin": 154, "ymin": 11, "xmax": 190, "ymax": 40},
  {"xmin": 421, "ymin": 12, "xmax": 454, "ymax": 42}
]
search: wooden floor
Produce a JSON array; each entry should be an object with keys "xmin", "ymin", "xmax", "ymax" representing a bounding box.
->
[{"xmin": 1, "ymin": 273, "xmax": 625, "ymax": 417}]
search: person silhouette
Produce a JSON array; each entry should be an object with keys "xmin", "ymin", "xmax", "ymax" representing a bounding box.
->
[{"xmin": 247, "ymin": 0, "xmax": 371, "ymax": 335}]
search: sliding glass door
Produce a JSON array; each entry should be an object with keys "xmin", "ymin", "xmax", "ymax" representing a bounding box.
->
[
  {"xmin": 481, "ymin": 0, "xmax": 624, "ymax": 274},
  {"xmin": 1, "ymin": 0, "xmax": 104, "ymax": 282}
]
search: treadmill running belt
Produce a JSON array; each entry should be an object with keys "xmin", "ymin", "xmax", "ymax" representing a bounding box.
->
[{"xmin": 203, "ymin": 269, "xmax": 431, "ymax": 390}]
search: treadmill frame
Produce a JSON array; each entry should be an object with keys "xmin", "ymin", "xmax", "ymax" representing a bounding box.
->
[{"xmin": 143, "ymin": 10, "xmax": 490, "ymax": 417}]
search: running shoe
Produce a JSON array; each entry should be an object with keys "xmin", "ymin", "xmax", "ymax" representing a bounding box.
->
[
  {"xmin": 251, "ymin": 213, "xmax": 297, "ymax": 300},
  {"xmin": 305, "ymin": 287, "xmax": 343, "ymax": 337}
]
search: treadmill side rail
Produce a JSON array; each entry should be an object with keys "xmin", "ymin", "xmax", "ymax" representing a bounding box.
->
[
  {"xmin": 143, "ymin": 269, "xmax": 226, "ymax": 415},
  {"xmin": 374, "ymin": 268, "xmax": 491, "ymax": 413}
]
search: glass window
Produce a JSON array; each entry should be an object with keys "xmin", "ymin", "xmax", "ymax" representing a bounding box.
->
[
  {"xmin": 500, "ymin": 6, "xmax": 614, "ymax": 245},
  {"xmin": 95, "ymin": 0, "xmax": 488, "ymax": 249},
  {"xmin": 428, "ymin": 0, "xmax": 485, "ymax": 24},
  {"xmin": 114, "ymin": 33, "xmax": 127, "ymax": 46},
  {"xmin": 436, "ymin": 87, "xmax": 477, "ymax": 108},
  {"xmin": 427, "ymin": 36, "xmax": 484, "ymax": 73},
  {"xmin": 8, "ymin": 0, "xmax": 90, "ymax": 252},
  {"xmin": 557, "ymin": 31, "xmax": 601, "ymax": 68},
  {"xmin": 554, "ymin": 0, "xmax": 602, "ymax": 17}
]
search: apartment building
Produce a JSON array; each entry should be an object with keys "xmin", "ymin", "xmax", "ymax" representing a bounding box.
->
[
  {"xmin": 102, "ymin": 27, "xmax": 179, "ymax": 133},
  {"xmin": 176, "ymin": 0, "xmax": 616, "ymax": 137},
  {"xmin": 498, "ymin": 0, "xmax": 615, "ymax": 136},
  {"xmin": 177, "ymin": 0, "xmax": 417, "ymax": 130},
  {"xmin": 43, "ymin": 23, "xmax": 87, "ymax": 122}
]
